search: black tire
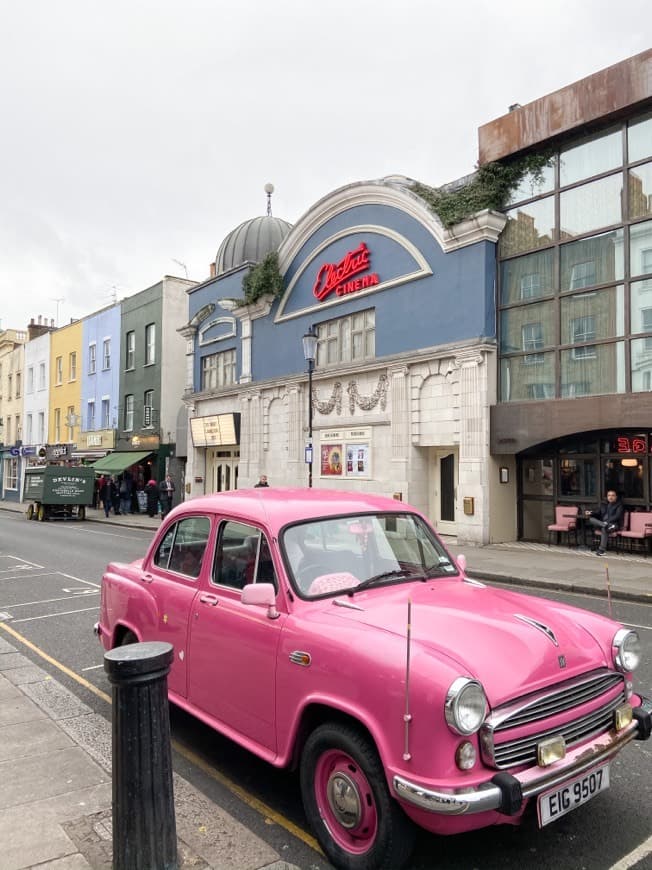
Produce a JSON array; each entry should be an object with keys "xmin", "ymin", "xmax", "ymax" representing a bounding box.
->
[
  {"xmin": 120, "ymin": 629, "xmax": 138, "ymax": 646},
  {"xmin": 37, "ymin": 504, "xmax": 46, "ymax": 522},
  {"xmin": 78, "ymin": 506, "xmax": 86, "ymax": 521},
  {"xmin": 26, "ymin": 504, "xmax": 34, "ymax": 520},
  {"xmin": 300, "ymin": 722, "xmax": 416, "ymax": 870}
]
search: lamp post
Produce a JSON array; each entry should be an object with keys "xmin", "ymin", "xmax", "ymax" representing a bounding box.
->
[{"xmin": 302, "ymin": 326, "xmax": 318, "ymax": 487}]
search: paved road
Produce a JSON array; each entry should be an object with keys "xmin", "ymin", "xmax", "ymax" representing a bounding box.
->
[{"xmin": 1, "ymin": 510, "xmax": 650, "ymax": 869}]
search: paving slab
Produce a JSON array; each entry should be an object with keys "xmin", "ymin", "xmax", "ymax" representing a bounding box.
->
[
  {"xmin": 0, "ymin": 694, "xmax": 47, "ymax": 727},
  {"xmin": 0, "ymin": 746, "xmax": 108, "ymax": 810},
  {"xmin": 0, "ymin": 717, "xmax": 73, "ymax": 762}
]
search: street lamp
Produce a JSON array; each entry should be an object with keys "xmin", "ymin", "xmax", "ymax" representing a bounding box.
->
[{"xmin": 302, "ymin": 326, "xmax": 318, "ymax": 487}]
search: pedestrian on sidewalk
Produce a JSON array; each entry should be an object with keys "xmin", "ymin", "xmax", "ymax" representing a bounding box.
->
[
  {"xmin": 586, "ymin": 489, "xmax": 624, "ymax": 555},
  {"xmin": 159, "ymin": 473, "xmax": 175, "ymax": 517},
  {"xmin": 254, "ymin": 474, "xmax": 269, "ymax": 487},
  {"xmin": 98, "ymin": 475, "xmax": 113, "ymax": 518},
  {"xmin": 145, "ymin": 478, "xmax": 160, "ymax": 518},
  {"xmin": 119, "ymin": 473, "xmax": 133, "ymax": 515}
]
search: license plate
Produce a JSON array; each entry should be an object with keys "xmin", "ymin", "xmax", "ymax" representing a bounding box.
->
[{"xmin": 537, "ymin": 764, "xmax": 610, "ymax": 826}]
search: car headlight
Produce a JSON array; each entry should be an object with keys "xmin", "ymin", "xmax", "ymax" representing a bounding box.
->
[
  {"xmin": 445, "ymin": 677, "xmax": 487, "ymax": 735},
  {"xmin": 613, "ymin": 628, "xmax": 641, "ymax": 672}
]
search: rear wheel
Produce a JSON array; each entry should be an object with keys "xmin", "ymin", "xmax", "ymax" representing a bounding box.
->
[
  {"xmin": 37, "ymin": 504, "xmax": 46, "ymax": 522},
  {"xmin": 300, "ymin": 722, "xmax": 415, "ymax": 870},
  {"xmin": 77, "ymin": 506, "xmax": 86, "ymax": 521},
  {"xmin": 26, "ymin": 504, "xmax": 34, "ymax": 520}
]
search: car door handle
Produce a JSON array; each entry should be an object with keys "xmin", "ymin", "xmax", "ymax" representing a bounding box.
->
[
  {"xmin": 140, "ymin": 574, "xmax": 153, "ymax": 584},
  {"xmin": 199, "ymin": 593, "xmax": 219, "ymax": 606}
]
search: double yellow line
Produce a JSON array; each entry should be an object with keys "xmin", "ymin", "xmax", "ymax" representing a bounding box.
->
[{"xmin": 0, "ymin": 622, "xmax": 320, "ymax": 853}]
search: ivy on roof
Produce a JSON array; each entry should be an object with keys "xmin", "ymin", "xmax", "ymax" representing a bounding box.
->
[
  {"xmin": 238, "ymin": 251, "xmax": 284, "ymax": 306},
  {"xmin": 412, "ymin": 151, "xmax": 554, "ymax": 229}
]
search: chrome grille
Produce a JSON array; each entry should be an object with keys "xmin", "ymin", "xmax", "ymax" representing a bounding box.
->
[{"xmin": 481, "ymin": 669, "xmax": 626, "ymax": 770}]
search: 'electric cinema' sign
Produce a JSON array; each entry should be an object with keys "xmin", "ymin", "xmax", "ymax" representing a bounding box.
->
[{"xmin": 312, "ymin": 242, "xmax": 380, "ymax": 301}]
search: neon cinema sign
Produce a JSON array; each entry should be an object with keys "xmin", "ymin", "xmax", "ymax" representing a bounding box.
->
[{"xmin": 313, "ymin": 242, "xmax": 380, "ymax": 301}]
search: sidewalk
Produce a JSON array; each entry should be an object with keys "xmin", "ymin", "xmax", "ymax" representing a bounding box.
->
[{"xmin": 0, "ymin": 498, "xmax": 649, "ymax": 868}]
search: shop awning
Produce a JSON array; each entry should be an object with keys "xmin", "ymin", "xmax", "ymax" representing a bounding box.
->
[{"xmin": 89, "ymin": 451, "xmax": 152, "ymax": 475}]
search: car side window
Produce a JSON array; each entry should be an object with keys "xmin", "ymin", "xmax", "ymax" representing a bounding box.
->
[
  {"xmin": 213, "ymin": 521, "xmax": 278, "ymax": 592},
  {"xmin": 154, "ymin": 516, "xmax": 210, "ymax": 579}
]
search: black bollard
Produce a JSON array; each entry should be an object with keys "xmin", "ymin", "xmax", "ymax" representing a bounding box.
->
[{"xmin": 104, "ymin": 641, "xmax": 178, "ymax": 870}]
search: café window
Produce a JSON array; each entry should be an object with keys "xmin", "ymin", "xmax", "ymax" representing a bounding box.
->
[
  {"xmin": 316, "ymin": 309, "xmax": 375, "ymax": 367},
  {"xmin": 201, "ymin": 349, "xmax": 236, "ymax": 391}
]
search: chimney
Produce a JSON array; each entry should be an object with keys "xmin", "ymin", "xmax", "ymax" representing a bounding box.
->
[
  {"xmin": 37, "ymin": 315, "xmax": 42, "ymax": 325},
  {"xmin": 209, "ymin": 262, "xmax": 216, "ymax": 278}
]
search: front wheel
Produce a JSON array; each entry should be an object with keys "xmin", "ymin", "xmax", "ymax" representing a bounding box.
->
[
  {"xmin": 300, "ymin": 723, "xmax": 415, "ymax": 870},
  {"xmin": 26, "ymin": 504, "xmax": 34, "ymax": 520},
  {"xmin": 77, "ymin": 506, "xmax": 86, "ymax": 521}
]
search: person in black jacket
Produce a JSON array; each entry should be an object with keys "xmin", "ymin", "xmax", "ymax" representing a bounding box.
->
[
  {"xmin": 586, "ymin": 490, "xmax": 624, "ymax": 555},
  {"xmin": 145, "ymin": 478, "xmax": 160, "ymax": 518}
]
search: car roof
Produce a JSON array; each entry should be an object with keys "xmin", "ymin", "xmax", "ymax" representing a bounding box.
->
[{"xmin": 183, "ymin": 488, "xmax": 415, "ymax": 534}]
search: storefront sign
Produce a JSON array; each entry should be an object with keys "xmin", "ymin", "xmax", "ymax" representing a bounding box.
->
[
  {"xmin": 190, "ymin": 413, "xmax": 241, "ymax": 447},
  {"xmin": 129, "ymin": 434, "xmax": 160, "ymax": 450},
  {"xmin": 313, "ymin": 242, "xmax": 380, "ymax": 301},
  {"xmin": 614, "ymin": 435, "xmax": 649, "ymax": 454},
  {"xmin": 79, "ymin": 429, "xmax": 115, "ymax": 450},
  {"xmin": 46, "ymin": 443, "xmax": 74, "ymax": 461}
]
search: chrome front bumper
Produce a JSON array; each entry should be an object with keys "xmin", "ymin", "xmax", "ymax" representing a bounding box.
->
[{"xmin": 394, "ymin": 702, "xmax": 651, "ymax": 816}]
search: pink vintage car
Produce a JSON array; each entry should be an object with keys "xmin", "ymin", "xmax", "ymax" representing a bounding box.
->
[{"xmin": 96, "ymin": 489, "xmax": 651, "ymax": 870}]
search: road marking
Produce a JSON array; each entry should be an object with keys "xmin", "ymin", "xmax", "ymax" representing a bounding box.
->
[
  {"xmin": 0, "ymin": 591, "xmax": 100, "ymax": 610},
  {"xmin": 622, "ymin": 621, "xmax": 652, "ymax": 631},
  {"xmin": 0, "ymin": 622, "xmax": 322, "ymax": 856},
  {"xmin": 0, "ymin": 555, "xmax": 45, "ymax": 569},
  {"xmin": 0, "ymin": 572, "xmax": 61, "ymax": 583},
  {"xmin": 59, "ymin": 572, "xmax": 101, "ymax": 589},
  {"xmin": 610, "ymin": 834, "xmax": 652, "ymax": 869},
  {"xmin": 82, "ymin": 664, "xmax": 104, "ymax": 671},
  {"xmin": 11, "ymin": 606, "xmax": 99, "ymax": 623}
]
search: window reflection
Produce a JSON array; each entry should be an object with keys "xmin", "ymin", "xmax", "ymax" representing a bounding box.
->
[
  {"xmin": 560, "ymin": 127, "xmax": 622, "ymax": 186},
  {"xmin": 506, "ymin": 164, "xmax": 555, "ymax": 206},
  {"xmin": 561, "ymin": 286, "xmax": 625, "ymax": 344},
  {"xmin": 560, "ymin": 458, "xmax": 596, "ymax": 498},
  {"xmin": 628, "ymin": 113, "xmax": 652, "ymax": 163},
  {"xmin": 631, "ymin": 337, "xmax": 652, "ymax": 392},
  {"xmin": 500, "ymin": 352, "xmax": 555, "ymax": 402},
  {"xmin": 500, "ymin": 250, "xmax": 554, "ymax": 304},
  {"xmin": 560, "ymin": 230, "xmax": 624, "ymax": 291},
  {"xmin": 500, "ymin": 301, "xmax": 554, "ymax": 354},
  {"xmin": 560, "ymin": 341, "xmax": 625, "ymax": 397},
  {"xmin": 630, "ymin": 219, "xmax": 652, "ymax": 277},
  {"xmin": 602, "ymin": 458, "xmax": 644, "ymax": 499},
  {"xmin": 629, "ymin": 162, "xmax": 652, "ymax": 219},
  {"xmin": 500, "ymin": 197, "xmax": 555, "ymax": 257},
  {"xmin": 559, "ymin": 174, "xmax": 622, "ymax": 236}
]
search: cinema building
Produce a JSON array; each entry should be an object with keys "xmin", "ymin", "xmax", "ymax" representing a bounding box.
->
[{"xmin": 183, "ymin": 49, "xmax": 652, "ymax": 544}]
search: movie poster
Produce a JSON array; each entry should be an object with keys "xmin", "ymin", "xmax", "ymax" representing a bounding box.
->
[
  {"xmin": 321, "ymin": 444, "xmax": 343, "ymax": 476},
  {"xmin": 346, "ymin": 443, "xmax": 370, "ymax": 477}
]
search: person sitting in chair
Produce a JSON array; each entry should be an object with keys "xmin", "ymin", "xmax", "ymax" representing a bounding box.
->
[{"xmin": 586, "ymin": 490, "xmax": 624, "ymax": 556}]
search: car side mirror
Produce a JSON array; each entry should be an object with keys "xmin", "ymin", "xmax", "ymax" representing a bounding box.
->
[
  {"xmin": 456, "ymin": 554, "xmax": 467, "ymax": 575},
  {"xmin": 241, "ymin": 582, "xmax": 280, "ymax": 619}
]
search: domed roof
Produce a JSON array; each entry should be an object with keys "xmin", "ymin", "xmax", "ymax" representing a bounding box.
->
[{"xmin": 215, "ymin": 214, "xmax": 292, "ymax": 276}]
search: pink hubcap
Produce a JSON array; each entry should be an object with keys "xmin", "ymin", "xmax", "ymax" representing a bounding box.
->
[{"xmin": 314, "ymin": 749, "xmax": 378, "ymax": 854}]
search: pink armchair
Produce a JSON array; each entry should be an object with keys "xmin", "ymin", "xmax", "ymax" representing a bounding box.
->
[
  {"xmin": 618, "ymin": 512, "xmax": 652, "ymax": 556},
  {"xmin": 547, "ymin": 506, "xmax": 578, "ymax": 547}
]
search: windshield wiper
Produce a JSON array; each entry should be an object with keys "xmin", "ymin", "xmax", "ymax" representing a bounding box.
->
[{"xmin": 350, "ymin": 568, "xmax": 426, "ymax": 595}]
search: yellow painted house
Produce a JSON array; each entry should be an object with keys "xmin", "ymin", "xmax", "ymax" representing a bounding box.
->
[{"xmin": 49, "ymin": 320, "xmax": 83, "ymax": 446}]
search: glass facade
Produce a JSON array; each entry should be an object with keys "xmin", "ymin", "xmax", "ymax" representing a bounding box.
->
[{"xmin": 498, "ymin": 113, "xmax": 652, "ymax": 403}]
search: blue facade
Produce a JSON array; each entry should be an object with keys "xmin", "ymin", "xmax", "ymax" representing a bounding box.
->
[
  {"xmin": 81, "ymin": 304, "xmax": 121, "ymax": 434},
  {"xmin": 189, "ymin": 191, "xmax": 498, "ymax": 384},
  {"xmin": 189, "ymin": 268, "xmax": 243, "ymax": 392}
]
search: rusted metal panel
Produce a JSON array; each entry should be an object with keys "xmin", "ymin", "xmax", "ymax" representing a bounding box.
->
[
  {"xmin": 490, "ymin": 393, "xmax": 652, "ymax": 455},
  {"xmin": 479, "ymin": 50, "xmax": 652, "ymax": 165}
]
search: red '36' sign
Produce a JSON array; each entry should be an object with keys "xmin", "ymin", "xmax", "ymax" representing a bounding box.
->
[{"xmin": 313, "ymin": 242, "xmax": 380, "ymax": 301}]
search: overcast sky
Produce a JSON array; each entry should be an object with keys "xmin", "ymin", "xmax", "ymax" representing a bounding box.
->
[{"xmin": 1, "ymin": 1, "xmax": 650, "ymax": 332}]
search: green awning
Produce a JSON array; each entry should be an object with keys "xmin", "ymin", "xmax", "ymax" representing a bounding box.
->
[{"xmin": 89, "ymin": 451, "xmax": 152, "ymax": 475}]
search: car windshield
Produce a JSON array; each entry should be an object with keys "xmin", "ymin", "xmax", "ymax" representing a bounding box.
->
[{"xmin": 282, "ymin": 512, "xmax": 457, "ymax": 598}]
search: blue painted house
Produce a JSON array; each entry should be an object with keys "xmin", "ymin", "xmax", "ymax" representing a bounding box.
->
[{"xmin": 80, "ymin": 302, "xmax": 121, "ymax": 461}]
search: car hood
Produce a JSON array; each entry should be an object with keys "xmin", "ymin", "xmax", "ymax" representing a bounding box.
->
[{"xmin": 325, "ymin": 579, "xmax": 613, "ymax": 705}]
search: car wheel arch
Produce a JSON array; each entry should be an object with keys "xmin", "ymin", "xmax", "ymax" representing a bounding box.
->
[{"xmin": 289, "ymin": 702, "xmax": 385, "ymax": 774}]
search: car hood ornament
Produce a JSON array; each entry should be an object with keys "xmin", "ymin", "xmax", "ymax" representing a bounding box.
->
[{"xmin": 513, "ymin": 614, "xmax": 559, "ymax": 647}]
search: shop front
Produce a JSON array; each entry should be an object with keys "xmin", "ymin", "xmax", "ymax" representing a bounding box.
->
[
  {"xmin": 518, "ymin": 429, "xmax": 652, "ymax": 541},
  {"xmin": 189, "ymin": 412, "xmax": 240, "ymax": 494}
]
